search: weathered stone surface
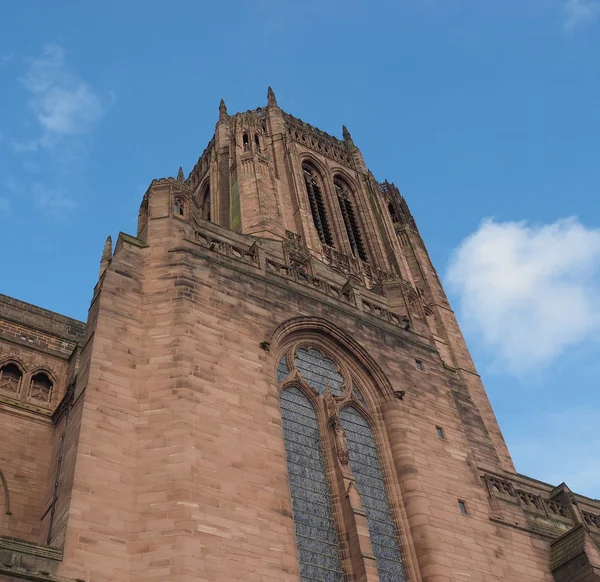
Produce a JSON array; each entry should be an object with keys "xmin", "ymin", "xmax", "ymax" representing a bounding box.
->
[{"xmin": 1, "ymin": 92, "xmax": 598, "ymax": 582}]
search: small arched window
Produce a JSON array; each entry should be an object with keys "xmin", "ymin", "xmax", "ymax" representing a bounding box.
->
[
  {"xmin": 388, "ymin": 202, "xmax": 399, "ymax": 223},
  {"xmin": 243, "ymin": 132, "xmax": 250, "ymax": 152},
  {"xmin": 0, "ymin": 363, "xmax": 22, "ymax": 396},
  {"xmin": 29, "ymin": 372, "xmax": 52, "ymax": 403},
  {"xmin": 334, "ymin": 179, "xmax": 368, "ymax": 262},
  {"xmin": 254, "ymin": 134, "xmax": 261, "ymax": 153},
  {"xmin": 173, "ymin": 198, "xmax": 185, "ymax": 217},
  {"xmin": 302, "ymin": 164, "xmax": 334, "ymax": 247}
]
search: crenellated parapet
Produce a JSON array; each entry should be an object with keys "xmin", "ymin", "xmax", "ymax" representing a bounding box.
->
[
  {"xmin": 484, "ymin": 472, "xmax": 600, "ymax": 542},
  {"xmin": 283, "ymin": 111, "xmax": 355, "ymax": 167}
]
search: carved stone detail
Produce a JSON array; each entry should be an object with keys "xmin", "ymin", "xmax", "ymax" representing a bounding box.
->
[
  {"xmin": 283, "ymin": 112, "xmax": 354, "ymax": 166},
  {"xmin": 326, "ymin": 387, "xmax": 349, "ymax": 467},
  {"xmin": 283, "ymin": 231, "xmax": 312, "ymax": 275}
]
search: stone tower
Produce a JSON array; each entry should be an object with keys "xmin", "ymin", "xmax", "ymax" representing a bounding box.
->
[{"xmin": 1, "ymin": 89, "xmax": 600, "ymax": 582}]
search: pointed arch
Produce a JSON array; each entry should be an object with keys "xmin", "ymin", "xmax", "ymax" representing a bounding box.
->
[
  {"xmin": 333, "ymin": 176, "xmax": 368, "ymax": 262},
  {"xmin": 301, "ymin": 162, "xmax": 334, "ymax": 248},
  {"xmin": 340, "ymin": 406, "xmax": 407, "ymax": 581},
  {"xmin": 0, "ymin": 470, "xmax": 10, "ymax": 515},
  {"xmin": 270, "ymin": 316, "xmax": 396, "ymax": 404},
  {"xmin": 0, "ymin": 360, "xmax": 24, "ymax": 397},
  {"xmin": 199, "ymin": 180, "xmax": 211, "ymax": 222}
]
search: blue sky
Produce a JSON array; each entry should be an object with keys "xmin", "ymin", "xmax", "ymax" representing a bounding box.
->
[{"xmin": 1, "ymin": 1, "xmax": 599, "ymax": 497}]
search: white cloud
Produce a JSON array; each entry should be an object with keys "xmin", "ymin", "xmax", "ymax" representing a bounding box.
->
[
  {"xmin": 16, "ymin": 43, "xmax": 104, "ymax": 151},
  {"xmin": 447, "ymin": 217, "xmax": 600, "ymax": 373},
  {"xmin": 563, "ymin": 0, "xmax": 600, "ymax": 31},
  {"xmin": 32, "ymin": 183, "xmax": 76, "ymax": 219}
]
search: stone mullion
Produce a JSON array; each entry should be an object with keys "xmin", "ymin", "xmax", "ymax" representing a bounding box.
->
[
  {"xmin": 319, "ymin": 396, "xmax": 381, "ymax": 582},
  {"xmin": 322, "ymin": 177, "xmax": 353, "ymax": 257},
  {"xmin": 338, "ymin": 194, "xmax": 359, "ymax": 258},
  {"xmin": 313, "ymin": 181, "xmax": 334, "ymax": 247},
  {"xmin": 344, "ymin": 198, "xmax": 367, "ymax": 262},
  {"xmin": 305, "ymin": 178, "xmax": 326, "ymax": 244}
]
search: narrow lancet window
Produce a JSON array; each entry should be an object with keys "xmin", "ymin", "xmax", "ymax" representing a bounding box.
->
[
  {"xmin": 254, "ymin": 134, "xmax": 261, "ymax": 153},
  {"xmin": 340, "ymin": 407, "xmax": 406, "ymax": 582},
  {"xmin": 173, "ymin": 198, "xmax": 185, "ymax": 216},
  {"xmin": 280, "ymin": 387, "xmax": 345, "ymax": 582},
  {"xmin": 303, "ymin": 165, "xmax": 334, "ymax": 247},
  {"xmin": 334, "ymin": 179, "xmax": 368, "ymax": 262},
  {"xmin": 388, "ymin": 203, "xmax": 399, "ymax": 223},
  {"xmin": 243, "ymin": 132, "xmax": 250, "ymax": 152},
  {"xmin": 200, "ymin": 182, "xmax": 211, "ymax": 222}
]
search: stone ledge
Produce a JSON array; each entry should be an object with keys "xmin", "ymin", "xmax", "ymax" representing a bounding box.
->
[
  {"xmin": 0, "ymin": 566, "xmax": 76, "ymax": 582},
  {"xmin": 0, "ymin": 537, "xmax": 62, "ymax": 562},
  {"xmin": 0, "ymin": 537, "xmax": 75, "ymax": 582}
]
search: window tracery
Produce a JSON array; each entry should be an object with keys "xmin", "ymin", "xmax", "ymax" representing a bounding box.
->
[
  {"xmin": 302, "ymin": 164, "xmax": 334, "ymax": 248},
  {"xmin": 173, "ymin": 197, "xmax": 185, "ymax": 217},
  {"xmin": 0, "ymin": 363, "xmax": 22, "ymax": 396},
  {"xmin": 199, "ymin": 182, "xmax": 211, "ymax": 222},
  {"xmin": 277, "ymin": 341, "xmax": 406, "ymax": 581},
  {"xmin": 294, "ymin": 347, "xmax": 343, "ymax": 396},
  {"xmin": 334, "ymin": 178, "xmax": 368, "ymax": 262},
  {"xmin": 29, "ymin": 372, "xmax": 53, "ymax": 403}
]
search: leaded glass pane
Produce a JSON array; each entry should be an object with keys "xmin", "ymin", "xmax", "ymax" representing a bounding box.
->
[
  {"xmin": 295, "ymin": 348, "xmax": 344, "ymax": 396},
  {"xmin": 340, "ymin": 407, "xmax": 406, "ymax": 581},
  {"xmin": 278, "ymin": 356, "xmax": 290, "ymax": 383},
  {"xmin": 280, "ymin": 387, "xmax": 345, "ymax": 581}
]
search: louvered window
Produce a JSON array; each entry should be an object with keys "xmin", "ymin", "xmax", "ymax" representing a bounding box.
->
[
  {"xmin": 303, "ymin": 165, "xmax": 334, "ymax": 247},
  {"xmin": 334, "ymin": 179, "xmax": 367, "ymax": 262}
]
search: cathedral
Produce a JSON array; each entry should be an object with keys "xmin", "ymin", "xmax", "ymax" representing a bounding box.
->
[{"xmin": 1, "ymin": 88, "xmax": 599, "ymax": 582}]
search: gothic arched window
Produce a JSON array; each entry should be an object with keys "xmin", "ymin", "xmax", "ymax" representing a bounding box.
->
[
  {"xmin": 0, "ymin": 363, "xmax": 22, "ymax": 396},
  {"xmin": 29, "ymin": 372, "xmax": 52, "ymax": 403},
  {"xmin": 334, "ymin": 178, "xmax": 368, "ymax": 262},
  {"xmin": 173, "ymin": 198, "xmax": 185, "ymax": 217},
  {"xmin": 388, "ymin": 202, "xmax": 399, "ymax": 223},
  {"xmin": 277, "ymin": 344, "xmax": 406, "ymax": 581},
  {"xmin": 243, "ymin": 132, "xmax": 250, "ymax": 152},
  {"xmin": 254, "ymin": 134, "xmax": 261, "ymax": 153},
  {"xmin": 200, "ymin": 182, "xmax": 210, "ymax": 222},
  {"xmin": 302, "ymin": 164, "xmax": 334, "ymax": 248}
]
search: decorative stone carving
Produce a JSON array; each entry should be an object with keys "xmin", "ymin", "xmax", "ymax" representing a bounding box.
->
[
  {"xmin": 583, "ymin": 511, "xmax": 600, "ymax": 528},
  {"xmin": 0, "ymin": 363, "xmax": 22, "ymax": 396},
  {"xmin": 485, "ymin": 476, "xmax": 516, "ymax": 498},
  {"xmin": 283, "ymin": 112, "xmax": 354, "ymax": 166},
  {"xmin": 283, "ymin": 231, "xmax": 312, "ymax": 275},
  {"xmin": 28, "ymin": 372, "xmax": 53, "ymax": 403},
  {"xmin": 326, "ymin": 386, "xmax": 349, "ymax": 467},
  {"xmin": 321, "ymin": 244, "xmax": 392, "ymax": 290}
]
